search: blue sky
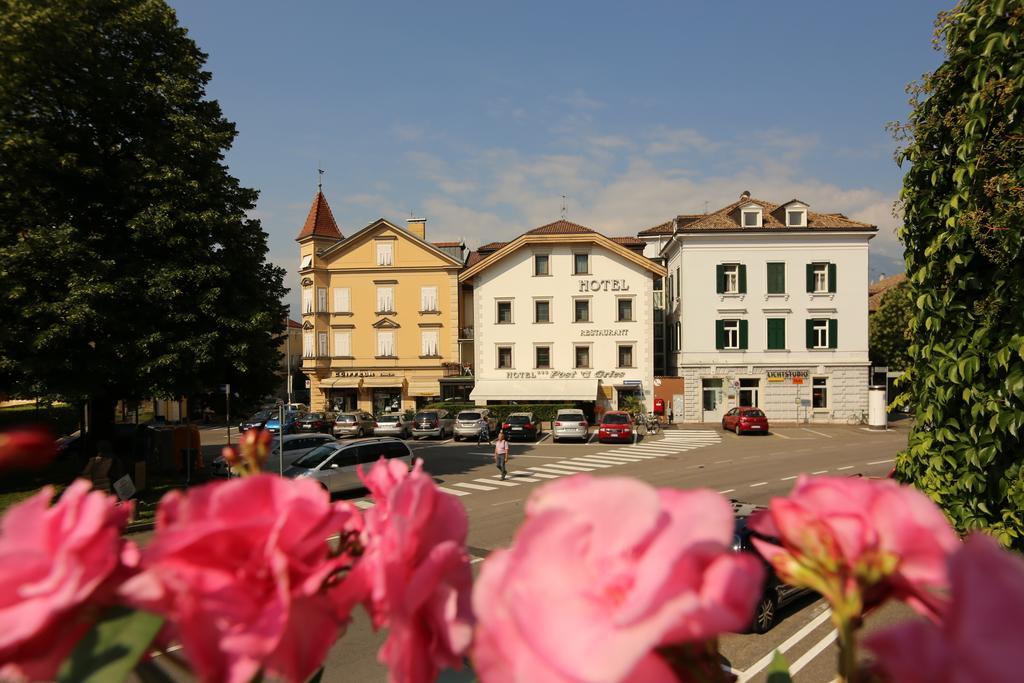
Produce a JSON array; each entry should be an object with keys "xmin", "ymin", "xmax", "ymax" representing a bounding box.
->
[{"xmin": 169, "ymin": 0, "xmax": 949, "ymax": 310}]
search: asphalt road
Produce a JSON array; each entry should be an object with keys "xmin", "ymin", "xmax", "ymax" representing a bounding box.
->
[{"xmin": 166, "ymin": 422, "xmax": 912, "ymax": 682}]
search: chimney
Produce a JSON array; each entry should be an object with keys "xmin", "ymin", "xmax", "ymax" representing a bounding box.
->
[
  {"xmin": 740, "ymin": 190, "xmax": 751, "ymax": 201},
  {"xmin": 407, "ymin": 217, "xmax": 426, "ymax": 241}
]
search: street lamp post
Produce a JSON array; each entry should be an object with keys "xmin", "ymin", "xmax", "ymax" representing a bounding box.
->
[{"xmin": 286, "ymin": 324, "xmax": 293, "ymax": 407}]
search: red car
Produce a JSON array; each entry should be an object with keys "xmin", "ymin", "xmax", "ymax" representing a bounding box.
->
[
  {"xmin": 722, "ymin": 407, "xmax": 770, "ymax": 435},
  {"xmin": 598, "ymin": 411, "xmax": 634, "ymax": 444}
]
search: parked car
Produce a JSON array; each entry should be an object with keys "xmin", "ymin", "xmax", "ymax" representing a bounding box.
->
[
  {"xmin": 597, "ymin": 411, "xmax": 634, "ymax": 444},
  {"xmin": 265, "ymin": 411, "xmax": 301, "ymax": 435},
  {"xmin": 333, "ymin": 411, "xmax": 375, "ymax": 438},
  {"xmin": 239, "ymin": 410, "xmax": 272, "ymax": 432},
  {"xmin": 552, "ymin": 409, "xmax": 589, "ymax": 443},
  {"xmin": 212, "ymin": 433, "xmax": 335, "ymax": 477},
  {"xmin": 296, "ymin": 412, "xmax": 333, "ymax": 434},
  {"xmin": 501, "ymin": 412, "xmax": 539, "ymax": 441},
  {"xmin": 732, "ymin": 500, "xmax": 812, "ymax": 632},
  {"xmin": 283, "ymin": 437, "xmax": 414, "ymax": 494},
  {"xmin": 285, "ymin": 402, "xmax": 308, "ymax": 413},
  {"xmin": 454, "ymin": 409, "xmax": 496, "ymax": 441},
  {"xmin": 373, "ymin": 414, "xmax": 411, "ymax": 439},
  {"xmin": 722, "ymin": 407, "xmax": 770, "ymax": 435},
  {"xmin": 411, "ymin": 410, "xmax": 455, "ymax": 439}
]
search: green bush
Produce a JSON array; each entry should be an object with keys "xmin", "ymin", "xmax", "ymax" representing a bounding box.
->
[{"xmin": 424, "ymin": 402, "xmax": 577, "ymax": 423}]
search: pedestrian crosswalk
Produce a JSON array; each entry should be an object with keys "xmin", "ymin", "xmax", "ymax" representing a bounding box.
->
[{"xmin": 351, "ymin": 429, "xmax": 723, "ymax": 508}]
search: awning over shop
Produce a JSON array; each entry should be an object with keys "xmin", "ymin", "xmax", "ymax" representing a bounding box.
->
[
  {"xmin": 407, "ymin": 379, "xmax": 441, "ymax": 397},
  {"xmin": 470, "ymin": 379, "xmax": 599, "ymax": 402},
  {"xmin": 319, "ymin": 377, "xmax": 362, "ymax": 389},
  {"xmin": 360, "ymin": 376, "xmax": 405, "ymax": 388}
]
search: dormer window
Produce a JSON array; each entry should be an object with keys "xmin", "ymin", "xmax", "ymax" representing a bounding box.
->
[
  {"xmin": 786, "ymin": 209, "xmax": 807, "ymax": 227},
  {"xmin": 741, "ymin": 208, "xmax": 762, "ymax": 228},
  {"xmin": 300, "ymin": 255, "xmax": 313, "ymax": 270}
]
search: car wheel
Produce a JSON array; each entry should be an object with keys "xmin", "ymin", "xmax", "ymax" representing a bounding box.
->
[
  {"xmin": 722, "ymin": 420, "xmax": 727, "ymax": 430},
  {"xmin": 752, "ymin": 593, "xmax": 777, "ymax": 634},
  {"xmin": 735, "ymin": 424, "xmax": 742, "ymax": 436},
  {"xmin": 357, "ymin": 428, "xmax": 364, "ymax": 438},
  {"xmin": 453, "ymin": 435, "xmax": 460, "ymax": 442}
]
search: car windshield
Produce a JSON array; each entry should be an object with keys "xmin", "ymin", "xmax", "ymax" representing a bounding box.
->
[
  {"xmin": 249, "ymin": 411, "xmax": 271, "ymax": 421},
  {"xmin": 558, "ymin": 412, "xmax": 585, "ymax": 421},
  {"xmin": 377, "ymin": 415, "xmax": 400, "ymax": 423},
  {"xmin": 292, "ymin": 444, "xmax": 337, "ymax": 469},
  {"xmin": 414, "ymin": 412, "xmax": 437, "ymax": 421},
  {"xmin": 458, "ymin": 412, "xmax": 481, "ymax": 421},
  {"xmin": 336, "ymin": 415, "xmax": 356, "ymax": 423},
  {"xmin": 603, "ymin": 414, "xmax": 629, "ymax": 425},
  {"xmin": 507, "ymin": 415, "xmax": 531, "ymax": 424},
  {"xmin": 302, "ymin": 413, "xmax": 323, "ymax": 421},
  {"xmin": 743, "ymin": 410, "xmax": 766, "ymax": 418}
]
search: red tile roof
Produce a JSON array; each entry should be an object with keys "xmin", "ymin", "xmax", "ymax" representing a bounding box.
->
[
  {"xmin": 295, "ymin": 191, "xmax": 343, "ymax": 241},
  {"xmin": 526, "ymin": 220, "xmax": 596, "ymax": 235},
  {"xmin": 430, "ymin": 241, "xmax": 463, "ymax": 248},
  {"xmin": 287, "ymin": 319, "xmax": 302, "ymax": 329},
  {"xmin": 678, "ymin": 196, "xmax": 875, "ymax": 232},
  {"xmin": 610, "ymin": 236, "xmax": 645, "ymax": 246},
  {"xmin": 636, "ymin": 215, "xmax": 704, "ymax": 237},
  {"xmin": 477, "ymin": 241, "xmax": 508, "ymax": 252},
  {"xmin": 868, "ymin": 273, "xmax": 907, "ymax": 312}
]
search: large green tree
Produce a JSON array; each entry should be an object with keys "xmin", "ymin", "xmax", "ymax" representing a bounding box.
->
[
  {"xmin": 0, "ymin": 0, "xmax": 287, "ymax": 433},
  {"xmin": 869, "ymin": 282, "xmax": 913, "ymax": 370},
  {"xmin": 894, "ymin": 0, "xmax": 1024, "ymax": 547}
]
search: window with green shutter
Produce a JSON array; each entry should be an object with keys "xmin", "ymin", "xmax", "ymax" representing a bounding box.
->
[
  {"xmin": 767, "ymin": 318, "xmax": 786, "ymax": 349},
  {"xmin": 827, "ymin": 263, "xmax": 837, "ymax": 293},
  {"xmin": 738, "ymin": 264, "xmax": 747, "ymax": 294},
  {"xmin": 828, "ymin": 319, "xmax": 838, "ymax": 348},
  {"xmin": 715, "ymin": 265, "xmax": 725, "ymax": 294},
  {"xmin": 767, "ymin": 263, "xmax": 785, "ymax": 294},
  {"xmin": 715, "ymin": 320, "xmax": 725, "ymax": 349},
  {"xmin": 739, "ymin": 319, "xmax": 748, "ymax": 349}
]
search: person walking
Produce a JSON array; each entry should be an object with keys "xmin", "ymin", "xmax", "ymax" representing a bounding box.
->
[
  {"xmin": 477, "ymin": 414, "xmax": 490, "ymax": 445},
  {"xmin": 493, "ymin": 430, "xmax": 509, "ymax": 480}
]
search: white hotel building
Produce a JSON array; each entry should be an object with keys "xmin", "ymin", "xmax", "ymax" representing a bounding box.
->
[
  {"xmin": 660, "ymin": 193, "xmax": 876, "ymax": 424},
  {"xmin": 459, "ymin": 221, "xmax": 666, "ymax": 416}
]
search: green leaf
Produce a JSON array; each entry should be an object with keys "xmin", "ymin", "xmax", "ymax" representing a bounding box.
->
[
  {"xmin": 766, "ymin": 650, "xmax": 794, "ymax": 683},
  {"xmin": 57, "ymin": 608, "xmax": 164, "ymax": 683}
]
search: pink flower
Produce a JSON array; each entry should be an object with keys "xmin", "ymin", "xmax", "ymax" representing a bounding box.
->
[
  {"xmin": 0, "ymin": 426, "xmax": 58, "ymax": 473},
  {"xmin": 0, "ymin": 480, "xmax": 137, "ymax": 682},
  {"xmin": 120, "ymin": 474, "xmax": 363, "ymax": 683},
  {"xmin": 471, "ymin": 475, "xmax": 764, "ymax": 683},
  {"xmin": 864, "ymin": 534, "xmax": 1024, "ymax": 683},
  {"xmin": 352, "ymin": 457, "xmax": 474, "ymax": 683},
  {"xmin": 749, "ymin": 475, "xmax": 959, "ymax": 619}
]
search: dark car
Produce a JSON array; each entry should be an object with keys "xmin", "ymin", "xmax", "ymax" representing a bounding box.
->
[
  {"xmin": 410, "ymin": 410, "xmax": 455, "ymax": 439},
  {"xmin": 597, "ymin": 411, "xmax": 634, "ymax": 444},
  {"xmin": 296, "ymin": 412, "xmax": 332, "ymax": 434},
  {"xmin": 500, "ymin": 412, "xmax": 539, "ymax": 441},
  {"xmin": 722, "ymin": 407, "xmax": 770, "ymax": 435},
  {"xmin": 239, "ymin": 410, "xmax": 272, "ymax": 432},
  {"xmin": 732, "ymin": 500, "xmax": 812, "ymax": 633},
  {"xmin": 265, "ymin": 411, "xmax": 300, "ymax": 435}
]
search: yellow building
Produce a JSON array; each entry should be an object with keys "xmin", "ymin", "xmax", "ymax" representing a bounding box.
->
[{"xmin": 295, "ymin": 191, "xmax": 465, "ymax": 414}]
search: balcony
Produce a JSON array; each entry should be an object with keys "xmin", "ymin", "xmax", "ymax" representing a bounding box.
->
[
  {"xmin": 458, "ymin": 327, "xmax": 474, "ymax": 340},
  {"xmin": 443, "ymin": 362, "xmax": 473, "ymax": 378}
]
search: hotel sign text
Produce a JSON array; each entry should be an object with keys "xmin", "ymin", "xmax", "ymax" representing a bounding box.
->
[{"xmin": 578, "ymin": 279, "xmax": 630, "ymax": 292}]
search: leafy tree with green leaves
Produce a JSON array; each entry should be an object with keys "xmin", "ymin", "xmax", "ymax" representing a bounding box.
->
[
  {"xmin": 869, "ymin": 282, "xmax": 914, "ymax": 369},
  {"xmin": 893, "ymin": 0, "xmax": 1024, "ymax": 548},
  {"xmin": 0, "ymin": 0, "xmax": 287, "ymax": 437}
]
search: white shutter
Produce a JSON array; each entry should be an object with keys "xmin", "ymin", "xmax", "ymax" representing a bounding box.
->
[
  {"xmin": 421, "ymin": 330, "xmax": 438, "ymax": 356},
  {"xmin": 303, "ymin": 333, "xmax": 314, "ymax": 357},
  {"xmin": 317, "ymin": 332, "xmax": 328, "ymax": 357},
  {"xmin": 333, "ymin": 287, "xmax": 350, "ymax": 313},
  {"xmin": 421, "ymin": 286, "xmax": 438, "ymax": 312},
  {"xmin": 376, "ymin": 242, "xmax": 393, "ymax": 266},
  {"xmin": 333, "ymin": 331, "xmax": 351, "ymax": 357},
  {"xmin": 302, "ymin": 289, "xmax": 313, "ymax": 314},
  {"xmin": 377, "ymin": 331, "xmax": 394, "ymax": 357},
  {"xmin": 316, "ymin": 288, "xmax": 327, "ymax": 312},
  {"xmin": 376, "ymin": 287, "xmax": 393, "ymax": 313}
]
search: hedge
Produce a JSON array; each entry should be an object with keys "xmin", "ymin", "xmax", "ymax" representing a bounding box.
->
[
  {"xmin": 423, "ymin": 403, "xmax": 577, "ymax": 423},
  {"xmin": 0, "ymin": 404, "xmax": 79, "ymax": 436}
]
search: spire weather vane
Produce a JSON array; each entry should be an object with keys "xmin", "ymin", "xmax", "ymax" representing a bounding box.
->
[{"xmin": 561, "ymin": 194, "xmax": 568, "ymax": 219}]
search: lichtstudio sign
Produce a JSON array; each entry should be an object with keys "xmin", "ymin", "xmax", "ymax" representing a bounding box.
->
[{"xmin": 766, "ymin": 369, "xmax": 810, "ymax": 383}]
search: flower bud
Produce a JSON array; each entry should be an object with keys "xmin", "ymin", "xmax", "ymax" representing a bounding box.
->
[{"xmin": 0, "ymin": 426, "xmax": 58, "ymax": 473}]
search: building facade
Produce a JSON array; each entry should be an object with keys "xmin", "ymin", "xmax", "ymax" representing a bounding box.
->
[
  {"xmin": 460, "ymin": 221, "xmax": 665, "ymax": 416},
  {"xmin": 660, "ymin": 193, "xmax": 876, "ymax": 424},
  {"xmin": 296, "ymin": 192, "xmax": 464, "ymax": 414}
]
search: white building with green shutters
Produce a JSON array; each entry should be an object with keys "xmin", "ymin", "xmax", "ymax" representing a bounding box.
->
[{"xmin": 658, "ymin": 192, "xmax": 876, "ymax": 424}]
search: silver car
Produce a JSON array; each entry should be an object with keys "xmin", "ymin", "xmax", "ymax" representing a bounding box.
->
[
  {"xmin": 283, "ymin": 438, "xmax": 413, "ymax": 494},
  {"xmin": 410, "ymin": 409, "xmax": 455, "ymax": 439},
  {"xmin": 453, "ymin": 409, "xmax": 496, "ymax": 441},
  {"xmin": 333, "ymin": 411, "xmax": 376, "ymax": 438},
  {"xmin": 373, "ymin": 414, "xmax": 411, "ymax": 438},
  {"xmin": 552, "ymin": 409, "xmax": 590, "ymax": 442},
  {"xmin": 212, "ymin": 433, "xmax": 335, "ymax": 477}
]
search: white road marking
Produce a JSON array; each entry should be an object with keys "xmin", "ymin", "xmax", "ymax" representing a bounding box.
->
[
  {"xmin": 564, "ymin": 459, "xmax": 611, "ymax": 469},
  {"xmin": 737, "ymin": 607, "xmax": 833, "ymax": 682},
  {"xmin": 589, "ymin": 454, "xmax": 646, "ymax": 463},
  {"xmin": 602, "ymin": 451, "xmax": 656, "ymax": 460},
  {"xmin": 491, "ymin": 498, "xmax": 521, "ymax": 506},
  {"xmin": 781, "ymin": 475, "xmax": 798, "ymax": 481},
  {"xmin": 535, "ymin": 463, "xmax": 595, "ymax": 472},
  {"xmin": 497, "ymin": 473, "xmax": 542, "ymax": 482},
  {"xmin": 788, "ymin": 629, "xmax": 839, "ymax": 675},
  {"xmin": 714, "ymin": 459, "xmax": 733, "ymax": 464},
  {"xmin": 812, "ymin": 470, "xmax": 828, "ymax": 475},
  {"xmin": 837, "ymin": 465, "xmax": 854, "ymax": 471},
  {"xmin": 802, "ymin": 428, "xmax": 832, "ymax": 438},
  {"xmin": 437, "ymin": 486, "xmax": 471, "ymax": 496},
  {"xmin": 868, "ymin": 458, "xmax": 895, "ymax": 465},
  {"xmin": 750, "ymin": 482, "xmax": 767, "ymax": 487},
  {"xmin": 718, "ymin": 489, "xmax": 735, "ymax": 494},
  {"xmin": 354, "ymin": 500, "xmax": 375, "ymax": 509},
  {"xmin": 478, "ymin": 478, "xmax": 519, "ymax": 487},
  {"xmin": 535, "ymin": 433, "xmax": 551, "ymax": 443},
  {"xmin": 510, "ymin": 469, "xmax": 557, "ymax": 480},
  {"xmin": 453, "ymin": 482, "xmax": 498, "ymax": 492},
  {"xmin": 569, "ymin": 458, "xmax": 619, "ymax": 468},
  {"xmin": 773, "ymin": 431, "xmax": 792, "ymax": 439},
  {"xmin": 528, "ymin": 466, "xmax": 582, "ymax": 476}
]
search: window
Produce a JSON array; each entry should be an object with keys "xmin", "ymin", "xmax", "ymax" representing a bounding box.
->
[
  {"xmin": 300, "ymin": 254, "xmax": 312, "ymax": 269},
  {"xmin": 420, "ymin": 286, "xmax": 438, "ymax": 312},
  {"xmin": 617, "ymin": 344, "xmax": 634, "ymax": 368},
  {"xmin": 573, "ymin": 298, "xmax": 590, "ymax": 323},
  {"xmin": 317, "ymin": 332, "xmax": 328, "ymax": 357},
  {"xmin": 333, "ymin": 287, "xmax": 351, "ymax": 313},
  {"xmin": 497, "ymin": 346, "xmax": 513, "ymax": 369},
  {"xmin": 675, "ymin": 267, "xmax": 680, "ymax": 298},
  {"xmin": 376, "ymin": 242, "xmax": 393, "ymax": 266},
  {"xmin": 534, "ymin": 299, "xmax": 551, "ymax": 323},
  {"xmin": 496, "ymin": 300, "xmax": 513, "ymax": 324},
  {"xmin": 767, "ymin": 263, "xmax": 786, "ymax": 294},
  {"xmin": 377, "ymin": 331, "xmax": 395, "ymax": 357},
  {"xmin": 716, "ymin": 263, "xmax": 746, "ymax": 294},
  {"xmin": 333, "ymin": 331, "xmax": 351, "ymax": 357},
  {"xmin": 316, "ymin": 287, "xmax": 327, "ymax": 312},
  {"xmin": 715, "ymin": 319, "xmax": 748, "ymax": 350},
  {"xmin": 302, "ymin": 333, "xmax": 314, "ymax": 357},
  {"xmin": 787, "ymin": 209, "xmax": 806, "ymax": 227},
  {"xmin": 376, "ymin": 287, "xmax": 394, "ymax": 313},
  {"xmin": 421, "ymin": 330, "xmax": 439, "ymax": 357},
  {"xmin": 615, "ymin": 297, "xmax": 634, "ymax": 322},
  {"xmin": 767, "ymin": 318, "xmax": 786, "ymax": 350},
  {"xmin": 573, "ymin": 253, "xmax": 589, "ymax": 275},
  {"xmin": 302, "ymin": 288, "xmax": 313, "ymax": 314},
  {"xmin": 574, "ymin": 344, "xmax": 591, "ymax": 369},
  {"xmin": 535, "ymin": 345, "xmax": 551, "ymax": 369},
  {"xmin": 675, "ymin": 321, "xmax": 681, "ymax": 351},
  {"xmin": 739, "ymin": 378, "xmax": 760, "ymax": 407},
  {"xmin": 667, "ymin": 275, "xmax": 673, "ymax": 303},
  {"xmin": 807, "ymin": 262, "xmax": 837, "ymax": 293},
  {"xmin": 742, "ymin": 209, "xmax": 761, "ymax": 227},
  {"xmin": 534, "ymin": 254, "xmax": 550, "ymax": 276},
  {"xmin": 806, "ymin": 318, "xmax": 838, "ymax": 349},
  {"xmin": 812, "ymin": 377, "xmax": 828, "ymax": 408}
]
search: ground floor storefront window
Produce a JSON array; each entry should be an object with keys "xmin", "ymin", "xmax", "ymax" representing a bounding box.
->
[
  {"xmin": 330, "ymin": 389, "xmax": 358, "ymax": 412},
  {"xmin": 812, "ymin": 377, "xmax": 828, "ymax": 408},
  {"xmin": 373, "ymin": 389, "xmax": 402, "ymax": 415}
]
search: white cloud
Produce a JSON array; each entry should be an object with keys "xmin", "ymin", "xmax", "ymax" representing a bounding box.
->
[{"xmin": 646, "ymin": 127, "xmax": 716, "ymax": 156}]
